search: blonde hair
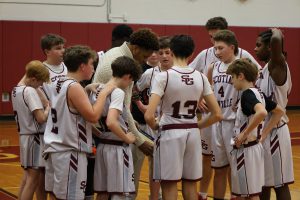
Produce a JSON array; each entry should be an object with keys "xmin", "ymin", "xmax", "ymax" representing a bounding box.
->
[{"xmin": 25, "ymin": 60, "xmax": 50, "ymax": 83}]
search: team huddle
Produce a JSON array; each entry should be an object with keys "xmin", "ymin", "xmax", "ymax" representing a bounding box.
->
[{"xmin": 12, "ymin": 17, "xmax": 294, "ymax": 200}]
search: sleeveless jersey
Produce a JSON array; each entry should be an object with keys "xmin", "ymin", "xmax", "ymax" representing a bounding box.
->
[
  {"xmin": 189, "ymin": 47, "xmax": 261, "ymax": 75},
  {"xmin": 256, "ymin": 63, "xmax": 292, "ymax": 123},
  {"xmin": 234, "ymin": 88, "xmax": 265, "ymax": 141},
  {"xmin": 212, "ymin": 61, "xmax": 238, "ymax": 120},
  {"xmin": 12, "ymin": 86, "xmax": 44, "ymax": 134},
  {"xmin": 44, "ymin": 78, "xmax": 92, "ymax": 153},
  {"xmin": 90, "ymin": 86, "xmax": 128, "ymax": 141},
  {"xmin": 153, "ymin": 66, "xmax": 210, "ymax": 126},
  {"xmin": 42, "ymin": 62, "xmax": 68, "ymax": 99}
]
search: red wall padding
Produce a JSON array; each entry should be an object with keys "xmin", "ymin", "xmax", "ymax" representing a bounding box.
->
[{"xmin": 0, "ymin": 21, "xmax": 299, "ymax": 115}]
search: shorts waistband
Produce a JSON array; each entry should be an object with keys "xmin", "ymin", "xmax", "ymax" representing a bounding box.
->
[
  {"xmin": 161, "ymin": 123, "xmax": 198, "ymax": 131},
  {"xmin": 233, "ymin": 140, "xmax": 258, "ymax": 149},
  {"xmin": 99, "ymin": 139, "xmax": 128, "ymax": 146}
]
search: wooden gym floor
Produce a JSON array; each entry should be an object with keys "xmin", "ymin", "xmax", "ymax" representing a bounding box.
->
[{"xmin": 0, "ymin": 110, "xmax": 299, "ymax": 200}]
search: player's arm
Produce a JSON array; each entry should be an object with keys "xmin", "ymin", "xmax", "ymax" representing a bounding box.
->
[
  {"xmin": 33, "ymin": 105, "xmax": 50, "ymax": 124},
  {"xmin": 260, "ymin": 96, "xmax": 284, "ymax": 143},
  {"xmin": 144, "ymin": 71, "xmax": 166, "ymax": 130},
  {"xmin": 206, "ymin": 63, "xmax": 214, "ymax": 84},
  {"xmin": 144, "ymin": 94, "xmax": 161, "ymax": 130},
  {"xmin": 197, "ymin": 75, "xmax": 222, "ymax": 129},
  {"xmin": 106, "ymin": 108, "xmax": 136, "ymax": 144},
  {"xmin": 68, "ymin": 82, "xmax": 115, "ymax": 123},
  {"xmin": 269, "ymin": 28, "xmax": 287, "ymax": 85}
]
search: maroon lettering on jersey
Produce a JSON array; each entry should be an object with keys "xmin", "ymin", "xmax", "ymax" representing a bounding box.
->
[{"xmin": 181, "ymin": 75, "xmax": 194, "ymax": 85}]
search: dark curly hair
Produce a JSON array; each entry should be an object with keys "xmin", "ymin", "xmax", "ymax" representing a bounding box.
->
[
  {"xmin": 170, "ymin": 35, "xmax": 194, "ymax": 59},
  {"xmin": 205, "ymin": 17, "xmax": 228, "ymax": 31},
  {"xmin": 111, "ymin": 56, "xmax": 142, "ymax": 81},
  {"xmin": 129, "ymin": 28, "xmax": 159, "ymax": 51},
  {"xmin": 63, "ymin": 45, "xmax": 97, "ymax": 72}
]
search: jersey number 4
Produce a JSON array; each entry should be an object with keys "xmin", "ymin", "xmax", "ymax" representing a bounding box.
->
[{"xmin": 171, "ymin": 100, "xmax": 197, "ymax": 119}]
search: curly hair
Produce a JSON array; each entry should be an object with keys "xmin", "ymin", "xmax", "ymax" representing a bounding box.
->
[
  {"xmin": 111, "ymin": 56, "xmax": 142, "ymax": 81},
  {"xmin": 205, "ymin": 17, "xmax": 228, "ymax": 31},
  {"xmin": 63, "ymin": 45, "xmax": 97, "ymax": 72},
  {"xmin": 129, "ymin": 28, "xmax": 159, "ymax": 51}
]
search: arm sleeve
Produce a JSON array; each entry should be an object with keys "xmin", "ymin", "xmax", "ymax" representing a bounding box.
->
[
  {"xmin": 262, "ymin": 93, "xmax": 277, "ymax": 112},
  {"xmin": 109, "ymin": 89, "xmax": 125, "ymax": 112},
  {"xmin": 150, "ymin": 72, "xmax": 168, "ymax": 97},
  {"xmin": 241, "ymin": 89, "xmax": 261, "ymax": 116},
  {"xmin": 24, "ymin": 87, "xmax": 43, "ymax": 112}
]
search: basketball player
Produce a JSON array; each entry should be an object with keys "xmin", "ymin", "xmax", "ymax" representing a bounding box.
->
[
  {"xmin": 255, "ymin": 28, "xmax": 294, "ymax": 200},
  {"xmin": 12, "ymin": 60, "xmax": 50, "ymax": 200},
  {"xmin": 43, "ymin": 45, "xmax": 114, "ymax": 200},
  {"xmin": 189, "ymin": 17, "xmax": 260, "ymax": 200},
  {"xmin": 92, "ymin": 56, "xmax": 141, "ymax": 200},
  {"xmin": 40, "ymin": 33, "xmax": 67, "ymax": 98},
  {"xmin": 206, "ymin": 30, "xmax": 239, "ymax": 200},
  {"xmin": 226, "ymin": 58, "xmax": 284, "ymax": 199},
  {"xmin": 145, "ymin": 35, "xmax": 222, "ymax": 200}
]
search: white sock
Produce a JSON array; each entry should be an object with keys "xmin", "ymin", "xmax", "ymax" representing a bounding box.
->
[{"xmin": 199, "ymin": 192, "xmax": 207, "ymax": 199}]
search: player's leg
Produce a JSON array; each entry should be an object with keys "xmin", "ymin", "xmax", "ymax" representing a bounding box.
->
[
  {"xmin": 97, "ymin": 192, "xmax": 109, "ymax": 200},
  {"xmin": 20, "ymin": 168, "xmax": 40, "ymax": 200},
  {"xmin": 148, "ymin": 157, "xmax": 161, "ymax": 200},
  {"xmin": 35, "ymin": 169, "xmax": 46, "ymax": 200},
  {"xmin": 274, "ymin": 185, "xmax": 291, "ymax": 200},
  {"xmin": 17, "ymin": 170, "xmax": 27, "ymax": 199},
  {"xmin": 260, "ymin": 187, "xmax": 271, "ymax": 200},
  {"xmin": 160, "ymin": 181, "xmax": 178, "ymax": 200},
  {"xmin": 182, "ymin": 180, "xmax": 198, "ymax": 200}
]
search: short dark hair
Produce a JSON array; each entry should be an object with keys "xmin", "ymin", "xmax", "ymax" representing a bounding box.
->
[
  {"xmin": 129, "ymin": 28, "xmax": 159, "ymax": 51},
  {"xmin": 159, "ymin": 36, "xmax": 171, "ymax": 50},
  {"xmin": 112, "ymin": 24, "xmax": 133, "ymax": 39},
  {"xmin": 258, "ymin": 29, "xmax": 273, "ymax": 46},
  {"xmin": 111, "ymin": 56, "xmax": 141, "ymax": 82},
  {"xmin": 170, "ymin": 35, "xmax": 194, "ymax": 59},
  {"xmin": 227, "ymin": 58, "xmax": 258, "ymax": 82},
  {"xmin": 41, "ymin": 33, "xmax": 65, "ymax": 51},
  {"xmin": 205, "ymin": 17, "xmax": 228, "ymax": 31},
  {"xmin": 213, "ymin": 30, "xmax": 238, "ymax": 55},
  {"xmin": 63, "ymin": 45, "xmax": 97, "ymax": 72}
]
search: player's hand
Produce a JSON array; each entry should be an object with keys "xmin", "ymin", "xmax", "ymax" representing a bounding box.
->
[
  {"xmin": 125, "ymin": 132, "xmax": 136, "ymax": 144},
  {"xmin": 234, "ymin": 132, "xmax": 246, "ymax": 148},
  {"xmin": 85, "ymin": 83, "xmax": 100, "ymax": 93},
  {"xmin": 198, "ymin": 99, "xmax": 209, "ymax": 113},
  {"xmin": 259, "ymin": 134, "xmax": 267, "ymax": 144},
  {"xmin": 138, "ymin": 141, "xmax": 154, "ymax": 156},
  {"xmin": 101, "ymin": 81, "xmax": 116, "ymax": 95}
]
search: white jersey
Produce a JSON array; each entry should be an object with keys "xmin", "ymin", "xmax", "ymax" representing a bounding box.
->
[
  {"xmin": 42, "ymin": 62, "xmax": 68, "ymax": 99},
  {"xmin": 256, "ymin": 63, "xmax": 292, "ymax": 123},
  {"xmin": 90, "ymin": 86, "xmax": 128, "ymax": 141},
  {"xmin": 234, "ymin": 88, "xmax": 265, "ymax": 141},
  {"xmin": 212, "ymin": 61, "xmax": 238, "ymax": 120},
  {"xmin": 44, "ymin": 78, "xmax": 92, "ymax": 153},
  {"xmin": 189, "ymin": 47, "xmax": 261, "ymax": 75},
  {"xmin": 12, "ymin": 86, "xmax": 44, "ymax": 134},
  {"xmin": 136, "ymin": 66, "xmax": 161, "ymax": 95},
  {"xmin": 151, "ymin": 66, "xmax": 213, "ymax": 126}
]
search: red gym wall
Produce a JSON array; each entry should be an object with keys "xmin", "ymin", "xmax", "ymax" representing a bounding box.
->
[{"xmin": 0, "ymin": 21, "xmax": 299, "ymax": 115}]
